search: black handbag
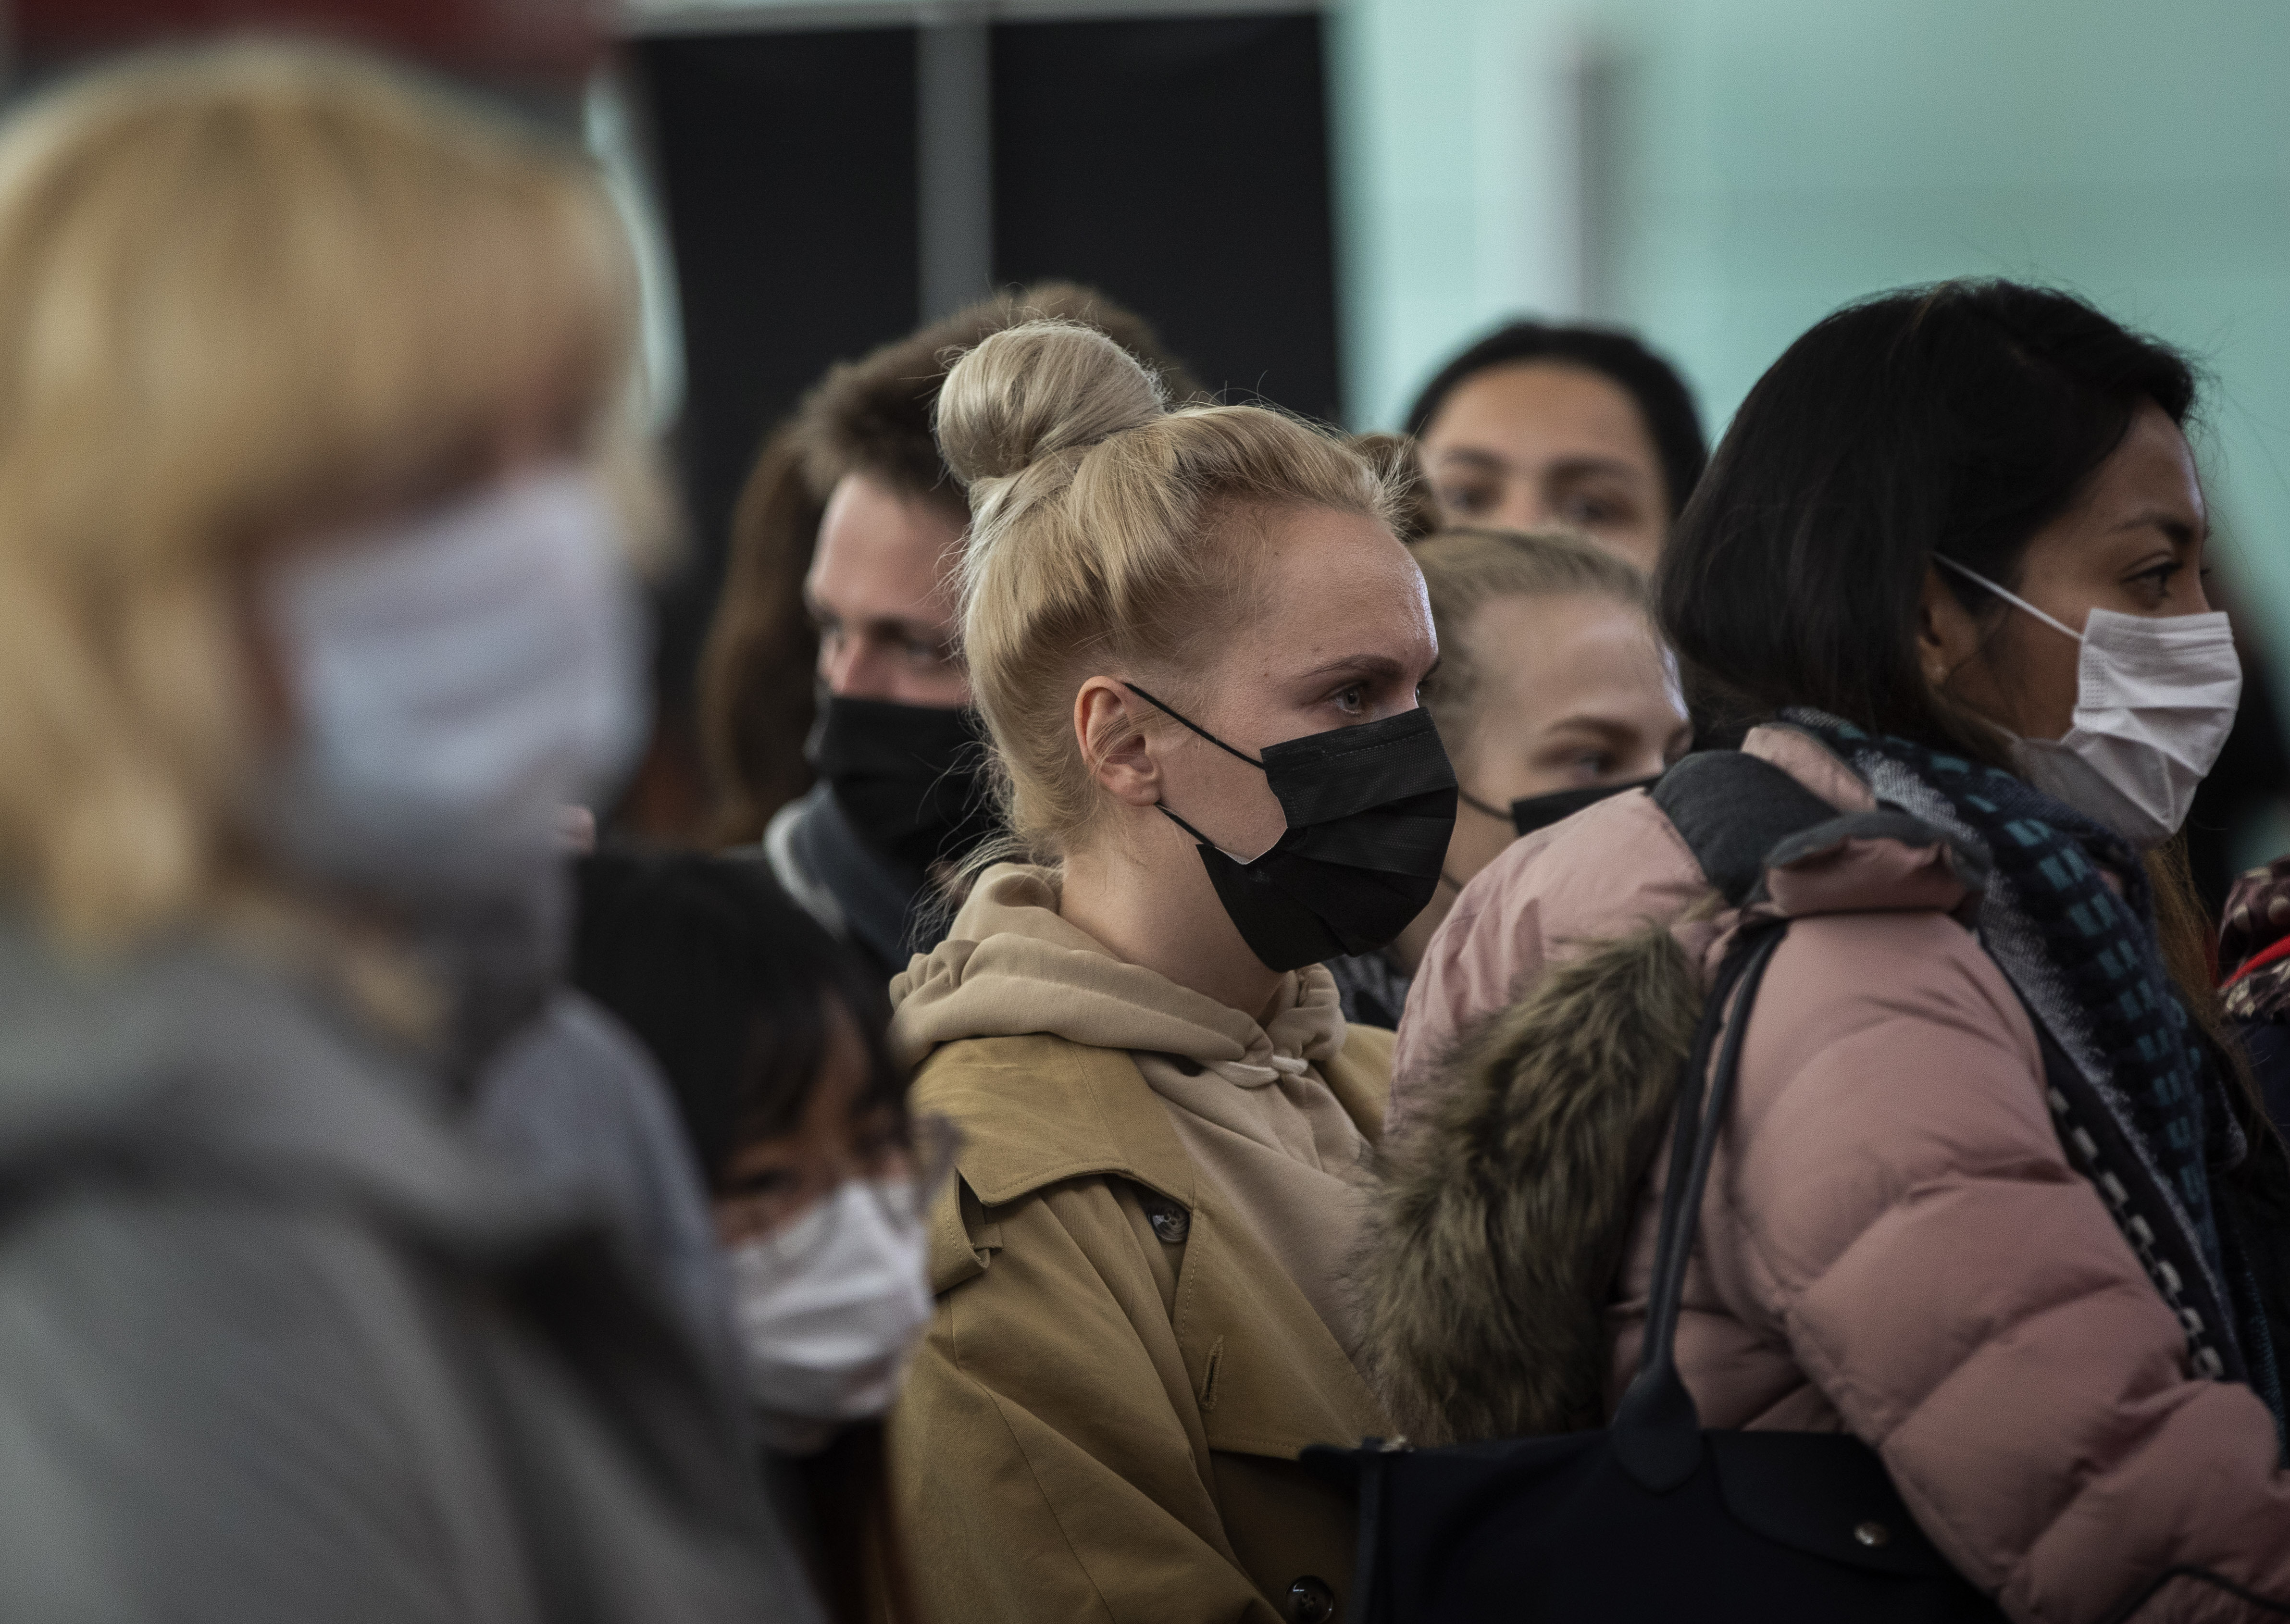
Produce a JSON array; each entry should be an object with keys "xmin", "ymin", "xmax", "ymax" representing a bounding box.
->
[{"xmin": 1305, "ymin": 919, "xmax": 2006, "ymax": 1623}]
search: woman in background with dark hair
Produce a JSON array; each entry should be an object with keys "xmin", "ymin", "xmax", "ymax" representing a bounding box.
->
[
  {"xmin": 1373, "ymin": 281, "xmax": 2290, "ymax": 1619},
  {"xmin": 1405, "ymin": 319, "xmax": 1706, "ymax": 572},
  {"xmin": 574, "ymin": 852, "xmax": 946, "ymax": 1624}
]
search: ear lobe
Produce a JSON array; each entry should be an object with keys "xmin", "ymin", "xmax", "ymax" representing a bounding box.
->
[
  {"xmin": 1917, "ymin": 565, "xmax": 1965, "ymax": 686},
  {"xmin": 1074, "ymin": 678, "xmax": 1163, "ymax": 808}
]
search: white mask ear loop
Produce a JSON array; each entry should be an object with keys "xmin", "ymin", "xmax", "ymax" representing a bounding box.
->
[
  {"xmin": 1932, "ymin": 555, "xmax": 2084, "ymax": 644},
  {"xmin": 1931, "ymin": 551, "xmax": 2242, "ymax": 848}
]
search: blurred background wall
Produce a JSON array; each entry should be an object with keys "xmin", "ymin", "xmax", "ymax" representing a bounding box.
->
[
  {"xmin": 623, "ymin": 0, "xmax": 2290, "ymax": 702},
  {"xmin": 619, "ymin": 0, "xmax": 1341, "ymax": 786},
  {"xmin": 14, "ymin": 0, "xmax": 2290, "ymax": 859},
  {"xmin": 1337, "ymin": 0, "xmax": 2290, "ymax": 619},
  {"xmin": 1334, "ymin": 0, "xmax": 2290, "ymax": 872}
]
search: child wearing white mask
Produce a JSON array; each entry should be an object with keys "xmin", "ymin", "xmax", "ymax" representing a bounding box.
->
[{"xmin": 572, "ymin": 851, "xmax": 946, "ymax": 1624}]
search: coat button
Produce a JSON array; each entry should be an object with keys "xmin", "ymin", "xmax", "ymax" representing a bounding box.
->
[
  {"xmin": 1853, "ymin": 1520, "xmax": 1892, "ymax": 1548},
  {"xmin": 1146, "ymin": 1199, "xmax": 1190, "ymax": 1245},
  {"xmin": 1286, "ymin": 1576, "xmax": 1336, "ymax": 1621}
]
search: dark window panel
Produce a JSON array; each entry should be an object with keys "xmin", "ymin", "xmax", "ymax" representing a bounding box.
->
[
  {"xmin": 631, "ymin": 28, "xmax": 919, "ymax": 702},
  {"xmin": 990, "ymin": 13, "xmax": 1342, "ymax": 423}
]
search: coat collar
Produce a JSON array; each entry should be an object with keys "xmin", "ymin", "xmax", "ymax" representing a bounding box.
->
[
  {"xmin": 915, "ymin": 1032, "xmax": 1199, "ymax": 1214},
  {"xmin": 914, "ymin": 1026, "xmax": 1394, "ymax": 1214},
  {"xmin": 913, "ymin": 1029, "xmax": 1394, "ymax": 1453}
]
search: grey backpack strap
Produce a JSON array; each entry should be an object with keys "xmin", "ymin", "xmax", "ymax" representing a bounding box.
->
[{"xmin": 1650, "ymin": 751, "xmax": 1841, "ymax": 905}]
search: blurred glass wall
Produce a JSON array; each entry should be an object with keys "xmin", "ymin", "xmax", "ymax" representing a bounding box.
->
[{"xmin": 1334, "ymin": 0, "xmax": 2290, "ymax": 641}]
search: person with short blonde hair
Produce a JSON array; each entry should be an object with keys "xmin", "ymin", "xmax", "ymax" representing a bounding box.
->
[
  {"xmin": 0, "ymin": 42, "xmax": 806, "ymax": 1620},
  {"xmin": 1327, "ymin": 525, "xmax": 1690, "ymax": 1029},
  {"xmin": 883, "ymin": 319, "xmax": 1454, "ymax": 1622},
  {"xmin": 0, "ymin": 47, "xmax": 671, "ymax": 952}
]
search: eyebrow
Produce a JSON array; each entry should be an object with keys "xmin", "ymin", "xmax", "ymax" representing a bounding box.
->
[
  {"xmin": 1297, "ymin": 653, "xmax": 1413, "ymax": 685},
  {"xmin": 1431, "ymin": 445, "xmax": 1650, "ymax": 486},
  {"xmin": 1431, "ymin": 447, "xmax": 1508, "ymax": 476},
  {"xmin": 2109, "ymin": 507, "xmax": 2208, "ymax": 545},
  {"xmin": 1543, "ymin": 455, "xmax": 1653, "ymax": 488},
  {"xmin": 805, "ymin": 595, "xmax": 956, "ymax": 644},
  {"xmin": 1538, "ymin": 712, "xmax": 1642, "ymax": 742}
]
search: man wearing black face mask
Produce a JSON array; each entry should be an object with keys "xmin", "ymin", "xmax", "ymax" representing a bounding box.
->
[
  {"xmin": 764, "ymin": 465, "xmax": 987, "ymax": 976},
  {"xmin": 697, "ymin": 287, "xmax": 1204, "ymax": 976}
]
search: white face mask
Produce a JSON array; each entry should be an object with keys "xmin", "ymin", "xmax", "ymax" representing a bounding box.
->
[
  {"xmin": 265, "ymin": 466, "xmax": 647, "ymax": 900},
  {"xmin": 1935, "ymin": 557, "xmax": 2241, "ymax": 847},
  {"xmin": 727, "ymin": 1177, "xmax": 933, "ymax": 1452}
]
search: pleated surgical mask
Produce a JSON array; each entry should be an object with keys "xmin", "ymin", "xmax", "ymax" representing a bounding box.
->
[
  {"xmin": 727, "ymin": 1177, "xmax": 934, "ymax": 1451},
  {"xmin": 264, "ymin": 465, "xmax": 647, "ymax": 902},
  {"xmin": 1121, "ymin": 682, "xmax": 1458, "ymax": 972},
  {"xmin": 1934, "ymin": 556, "xmax": 2241, "ymax": 847},
  {"xmin": 806, "ymin": 693, "xmax": 997, "ymax": 870}
]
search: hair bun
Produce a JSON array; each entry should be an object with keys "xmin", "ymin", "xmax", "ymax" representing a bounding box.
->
[{"xmin": 935, "ymin": 318, "xmax": 1168, "ymax": 485}]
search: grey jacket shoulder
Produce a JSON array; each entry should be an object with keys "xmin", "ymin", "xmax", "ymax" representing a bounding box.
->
[
  {"xmin": 0, "ymin": 926, "xmax": 820, "ymax": 1624},
  {"xmin": 473, "ymin": 989, "xmax": 737, "ymax": 1386},
  {"xmin": 0, "ymin": 1189, "xmax": 540, "ymax": 1623}
]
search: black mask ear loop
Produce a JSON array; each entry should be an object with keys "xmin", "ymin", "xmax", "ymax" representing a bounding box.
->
[
  {"xmin": 1456, "ymin": 788, "xmax": 1513, "ymax": 823},
  {"xmin": 1119, "ymin": 681, "xmax": 1269, "ymax": 852},
  {"xmin": 1441, "ymin": 777, "xmax": 1509, "ymax": 894}
]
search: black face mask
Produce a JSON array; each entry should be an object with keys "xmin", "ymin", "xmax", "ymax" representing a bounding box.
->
[
  {"xmin": 1124, "ymin": 682, "xmax": 1458, "ymax": 973},
  {"xmin": 1460, "ymin": 775, "xmax": 1661, "ymax": 839},
  {"xmin": 807, "ymin": 695, "xmax": 997, "ymax": 870}
]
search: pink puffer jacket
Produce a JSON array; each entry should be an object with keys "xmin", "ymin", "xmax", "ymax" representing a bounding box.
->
[{"xmin": 1391, "ymin": 725, "xmax": 2290, "ymax": 1623}]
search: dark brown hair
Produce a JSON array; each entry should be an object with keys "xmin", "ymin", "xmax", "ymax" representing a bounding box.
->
[
  {"xmin": 1406, "ymin": 319, "xmax": 1707, "ymax": 519},
  {"xmin": 696, "ymin": 284, "xmax": 1204, "ymax": 843},
  {"xmin": 1659, "ymin": 279, "xmax": 2197, "ymax": 756},
  {"xmin": 569, "ymin": 850, "xmax": 919, "ymax": 1624},
  {"xmin": 1657, "ymin": 279, "xmax": 2238, "ymax": 1049}
]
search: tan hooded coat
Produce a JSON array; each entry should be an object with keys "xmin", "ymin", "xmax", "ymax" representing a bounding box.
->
[{"xmin": 884, "ymin": 867, "xmax": 1393, "ymax": 1624}]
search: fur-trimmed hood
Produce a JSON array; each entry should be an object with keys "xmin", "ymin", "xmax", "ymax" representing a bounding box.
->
[
  {"xmin": 1359, "ymin": 728, "xmax": 2290, "ymax": 1619},
  {"xmin": 1359, "ymin": 727, "xmax": 1985, "ymax": 1444}
]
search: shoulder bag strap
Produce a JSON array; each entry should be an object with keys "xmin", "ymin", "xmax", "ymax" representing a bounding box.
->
[{"xmin": 1610, "ymin": 920, "xmax": 1790, "ymax": 1491}]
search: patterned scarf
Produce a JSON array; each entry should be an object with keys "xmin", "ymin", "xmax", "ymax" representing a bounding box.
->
[
  {"xmin": 1790, "ymin": 713, "xmax": 2278, "ymax": 1409},
  {"xmin": 2223, "ymin": 857, "xmax": 2290, "ymax": 1024}
]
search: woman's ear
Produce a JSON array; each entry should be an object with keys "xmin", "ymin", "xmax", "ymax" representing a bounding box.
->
[
  {"xmin": 1074, "ymin": 677, "xmax": 1163, "ymax": 808},
  {"xmin": 1918, "ymin": 565, "xmax": 1978, "ymax": 691}
]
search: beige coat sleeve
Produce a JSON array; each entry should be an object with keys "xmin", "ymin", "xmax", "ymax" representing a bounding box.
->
[
  {"xmin": 887, "ymin": 1177, "xmax": 1283, "ymax": 1624},
  {"xmin": 1722, "ymin": 911, "xmax": 2290, "ymax": 1623}
]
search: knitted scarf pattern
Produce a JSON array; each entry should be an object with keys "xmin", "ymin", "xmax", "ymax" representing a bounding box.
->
[
  {"xmin": 2222, "ymin": 856, "xmax": 2290, "ymax": 1024},
  {"xmin": 1789, "ymin": 713, "xmax": 2270, "ymax": 1396}
]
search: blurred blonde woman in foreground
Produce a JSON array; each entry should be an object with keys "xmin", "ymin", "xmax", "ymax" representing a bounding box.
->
[{"xmin": 0, "ymin": 45, "xmax": 810, "ymax": 1622}]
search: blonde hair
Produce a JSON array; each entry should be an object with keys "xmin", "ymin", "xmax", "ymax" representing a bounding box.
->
[
  {"xmin": 0, "ymin": 42, "xmax": 649, "ymax": 949},
  {"xmin": 1410, "ymin": 526, "xmax": 1652, "ymax": 765},
  {"xmin": 937, "ymin": 319, "xmax": 1403, "ymax": 858}
]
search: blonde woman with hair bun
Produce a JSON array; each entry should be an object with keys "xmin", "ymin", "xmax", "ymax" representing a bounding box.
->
[
  {"xmin": 885, "ymin": 319, "xmax": 1456, "ymax": 1621},
  {"xmin": 0, "ymin": 42, "xmax": 808, "ymax": 1620}
]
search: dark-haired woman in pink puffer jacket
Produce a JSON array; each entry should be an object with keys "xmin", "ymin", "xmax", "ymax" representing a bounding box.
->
[{"xmin": 1364, "ymin": 282, "xmax": 2290, "ymax": 1622}]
